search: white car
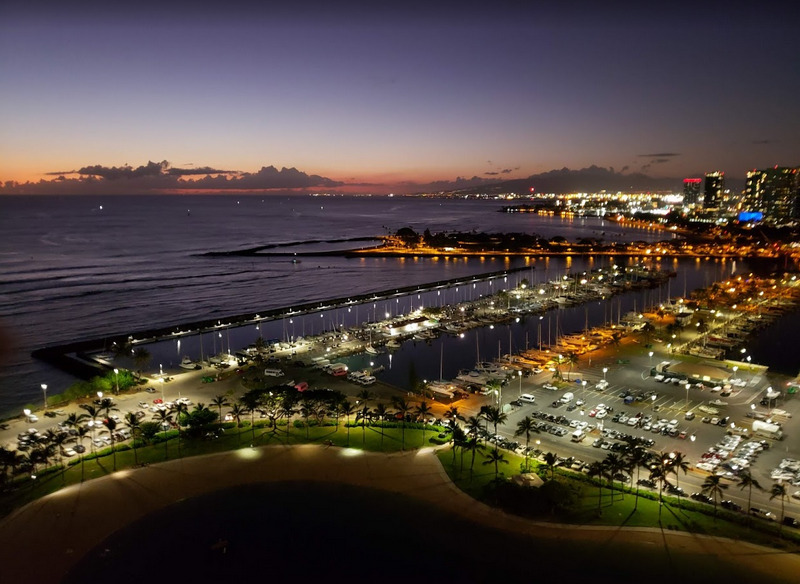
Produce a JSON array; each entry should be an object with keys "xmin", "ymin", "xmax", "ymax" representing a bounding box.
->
[
  {"xmin": 519, "ymin": 393, "xmax": 536, "ymax": 404},
  {"xmin": 543, "ymin": 383, "xmax": 558, "ymax": 391},
  {"xmin": 27, "ymin": 414, "xmax": 39, "ymax": 423},
  {"xmin": 532, "ymin": 367, "xmax": 543, "ymax": 374},
  {"xmin": 595, "ymin": 409, "xmax": 608, "ymax": 419},
  {"xmin": 596, "ymin": 380, "xmax": 609, "ymax": 390}
]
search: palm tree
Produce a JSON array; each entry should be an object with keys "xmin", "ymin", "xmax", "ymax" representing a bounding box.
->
[
  {"xmin": 624, "ymin": 445, "xmax": 649, "ymax": 511},
  {"xmin": 451, "ymin": 424, "xmax": 467, "ymax": 468},
  {"xmin": 392, "ymin": 398, "xmax": 412, "ymax": 451},
  {"xmin": 75, "ymin": 425, "xmax": 90, "ymax": 480},
  {"xmin": 465, "ymin": 415, "xmax": 483, "ymax": 443},
  {"xmin": 564, "ymin": 352, "xmax": 579, "ymax": 381},
  {"xmin": 482, "ymin": 405, "xmax": 508, "ymax": 439},
  {"xmin": 415, "ymin": 401, "xmax": 432, "ymax": 445},
  {"xmin": 603, "ymin": 453, "xmax": 625, "ymax": 501},
  {"xmin": 64, "ymin": 411, "xmax": 88, "ymax": 431},
  {"xmin": 373, "ymin": 403, "xmax": 388, "ymax": 448},
  {"xmin": 240, "ymin": 392, "xmax": 262, "ymax": 444},
  {"xmin": 280, "ymin": 400, "xmax": 298, "ymax": 441},
  {"xmin": 483, "ymin": 448, "xmax": 508, "ymax": 481},
  {"xmin": 98, "ymin": 397, "xmax": 121, "ymax": 469},
  {"xmin": 300, "ymin": 398, "xmax": 316, "ymax": 440},
  {"xmin": 737, "ymin": 469, "xmax": 763, "ymax": 528},
  {"xmin": 356, "ymin": 389, "xmax": 373, "ymax": 424},
  {"xmin": 172, "ymin": 401, "xmax": 189, "ymax": 457},
  {"xmin": 340, "ymin": 401, "xmax": 357, "ymax": 447},
  {"xmin": 666, "ymin": 451, "xmax": 690, "ymax": 507},
  {"xmin": 210, "ymin": 395, "xmax": 230, "ymax": 430},
  {"xmin": 649, "ymin": 457, "xmax": 671, "ymax": 520},
  {"xmin": 124, "ymin": 412, "xmax": 141, "ymax": 466},
  {"xmin": 152, "ymin": 408, "xmax": 173, "ymax": 458},
  {"xmin": 229, "ymin": 403, "xmax": 247, "ymax": 446},
  {"xmin": 701, "ymin": 474, "xmax": 728, "ymax": 520},
  {"xmin": 542, "ymin": 451, "xmax": 558, "ymax": 481},
  {"xmin": 46, "ymin": 429, "xmax": 69, "ymax": 478},
  {"xmin": 465, "ymin": 436, "xmax": 484, "ymax": 477},
  {"xmin": 514, "ymin": 416, "xmax": 539, "ymax": 471},
  {"xmin": 445, "ymin": 406, "xmax": 464, "ymax": 428},
  {"xmin": 80, "ymin": 404, "xmax": 100, "ymax": 453},
  {"xmin": 770, "ymin": 483, "xmax": 789, "ymax": 535},
  {"xmin": 587, "ymin": 461, "xmax": 605, "ymax": 514}
]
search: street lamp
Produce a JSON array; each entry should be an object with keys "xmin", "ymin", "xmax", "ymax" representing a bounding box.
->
[
  {"xmin": 651, "ymin": 394, "xmax": 657, "ymax": 411},
  {"xmin": 602, "ymin": 367, "xmax": 608, "ymax": 381},
  {"xmin": 648, "ymin": 351, "xmax": 654, "ymax": 364},
  {"xmin": 40, "ymin": 383, "xmax": 47, "ymax": 410},
  {"xmin": 113, "ymin": 368, "xmax": 119, "ymax": 395},
  {"xmin": 518, "ymin": 370, "xmax": 523, "ymax": 396}
]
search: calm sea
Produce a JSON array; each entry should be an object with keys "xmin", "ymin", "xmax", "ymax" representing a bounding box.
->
[{"xmin": 0, "ymin": 194, "xmax": 792, "ymax": 416}]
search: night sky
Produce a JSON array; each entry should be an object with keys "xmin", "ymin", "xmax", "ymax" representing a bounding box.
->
[{"xmin": 1, "ymin": 1, "xmax": 798, "ymax": 194}]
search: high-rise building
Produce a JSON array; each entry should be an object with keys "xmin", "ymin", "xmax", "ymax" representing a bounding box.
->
[
  {"xmin": 742, "ymin": 166, "xmax": 800, "ymax": 223},
  {"xmin": 703, "ymin": 171, "xmax": 725, "ymax": 210},
  {"xmin": 682, "ymin": 178, "xmax": 702, "ymax": 206}
]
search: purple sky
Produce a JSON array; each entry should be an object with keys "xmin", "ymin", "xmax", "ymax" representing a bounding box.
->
[{"xmin": 1, "ymin": 1, "xmax": 798, "ymax": 194}]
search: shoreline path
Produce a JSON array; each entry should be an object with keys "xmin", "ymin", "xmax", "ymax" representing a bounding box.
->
[{"xmin": 1, "ymin": 445, "xmax": 798, "ymax": 583}]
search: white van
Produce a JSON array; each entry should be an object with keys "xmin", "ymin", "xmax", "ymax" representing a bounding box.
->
[
  {"xmin": 264, "ymin": 368, "xmax": 284, "ymax": 377},
  {"xmin": 560, "ymin": 392, "xmax": 574, "ymax": 404},
  {"xmin": 571, "ymin": 429, "xmax": 586, "ymax": 442},
  {"xmin": 519, "ymin": 393, "xmax": 536, "ymax": 404}
]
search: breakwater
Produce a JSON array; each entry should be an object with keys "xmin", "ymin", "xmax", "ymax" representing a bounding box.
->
[{"xmin": 32, "ymin": 265, "xmax": 537, "ymax": 378}]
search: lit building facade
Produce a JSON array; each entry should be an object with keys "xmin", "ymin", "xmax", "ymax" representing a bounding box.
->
[
  {"xmin": 682, "ymin": 178, "xmax": 702, "ymax": 206},
  {"xmin": 742, "ymin": 166, "xmax": 800, "ymax": 224},
  {"xmin": 703, "ymin": 171, "xmax": 725, "ymax": 210}
]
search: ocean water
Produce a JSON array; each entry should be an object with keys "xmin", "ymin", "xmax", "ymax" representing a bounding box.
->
[{"xmin": 0, "ymin": 194, "xmax": 791, "ymax": 416}]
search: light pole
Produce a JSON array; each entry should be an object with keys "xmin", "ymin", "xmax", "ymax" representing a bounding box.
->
[
  {"xmin": 41, "ymin": 383, "xmax": 47, "ymax": 410},
  {"xmin": 113, "ymin": 368, "xmax": 119, "ymax": 395},
  {"xmin": 651, "ymin": 394, "xmax": 657, "ymax": 411},
  {"xmin": 648, "ymin": 351, "xmax": 654, "ymax": 364},
  {"xmin": 518, "ymin": 370, "xmax": 523, "ymax": 396},
  {"xmin": 602, "ymin": 367, "xmax": 608, "ymax": 381}
]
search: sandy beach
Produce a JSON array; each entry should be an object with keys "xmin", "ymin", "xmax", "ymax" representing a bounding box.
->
[{"xmin": 1, "ymin": 445, "xmax": 799, "ymax": 583}]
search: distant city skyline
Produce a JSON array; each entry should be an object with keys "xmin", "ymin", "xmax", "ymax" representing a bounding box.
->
[{"xmin": 1, "ymin": 1, "xmax": 798, "ymax": 194}]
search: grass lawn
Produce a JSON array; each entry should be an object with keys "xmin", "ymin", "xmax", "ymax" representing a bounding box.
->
[
  {"xmin": 4, "ymin": 423, "xmax": 799, "ymax": 552},
  {"xmin": 0, "ymin": 421, "xmax": 446, "ymax": 516},
  {"xmin": 436, "ymin": 447, "xmax": 800, "ymax": 550}
]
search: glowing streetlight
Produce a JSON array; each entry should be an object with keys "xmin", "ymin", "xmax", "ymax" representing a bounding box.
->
[
  {"xmin": 648, "ymin": 351, "xmax": 654, "ymax": 364},
  {"xmin": 518, "ymin": 370, "xmax": 522, "ymax": 396},
  {"xmin": 40, "ymin": 383, "xmax": 47, "ymax": 410},
  {"xmin": 602, "ymin": 367, "xmax": 608, "ymax": 380},
  {"xmin": 113, "ymin": 368, "xmax": 119, "ymax": 395}
]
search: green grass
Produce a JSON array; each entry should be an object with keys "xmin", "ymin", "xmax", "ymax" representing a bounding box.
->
[
  {"xmin": 4, "ymin": 425, "xmax": 799, "ymax": 552},
  {"xmin": 0, "ymin": 421, "xmax": 446, "ymax": 516},
  {"xmin": 436, "ymin": 448, "xmax": 800, "ymax": 550}
]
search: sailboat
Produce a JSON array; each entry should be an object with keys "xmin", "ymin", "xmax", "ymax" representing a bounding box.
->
[{"xmin": 365, "ymin": 328, "xmax": 379, "ymax": 354}]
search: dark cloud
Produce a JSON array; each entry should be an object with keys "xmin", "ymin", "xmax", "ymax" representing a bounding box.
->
[
  {"xmin": 78, "ymin": 160, "xmax": 169, "ymax": 180},
  {"xmin": 485, "ymin": 166, "xmax": 518, "ymax": 176},
  {"xmin": 2, "ymin": 161, "xmax": 342, "ymax": 194},
  {"xmin": 637, "ymin": 152, "xmax": 680, "ymax": 158},
  {"xmin": 652, "ymin": 158, "xmax": 672, "ymax": 164},
  {"xmin": 640, "ymin": 163, "xmax": 651, "ymax": 172},
  {"xmin": 167, "ymin": 166, "xmax": 238, "ymax": 176},
  {"xmin": 620, "ymin": 165, "xmax": 629, "ymax": 173},
  {"xmin": 44, "ymin": 169, "xmax": 77, "ymax": 176},
  {"xmin": 751, "ymin": 139, "xmax": 776, "ymax": 145}
]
